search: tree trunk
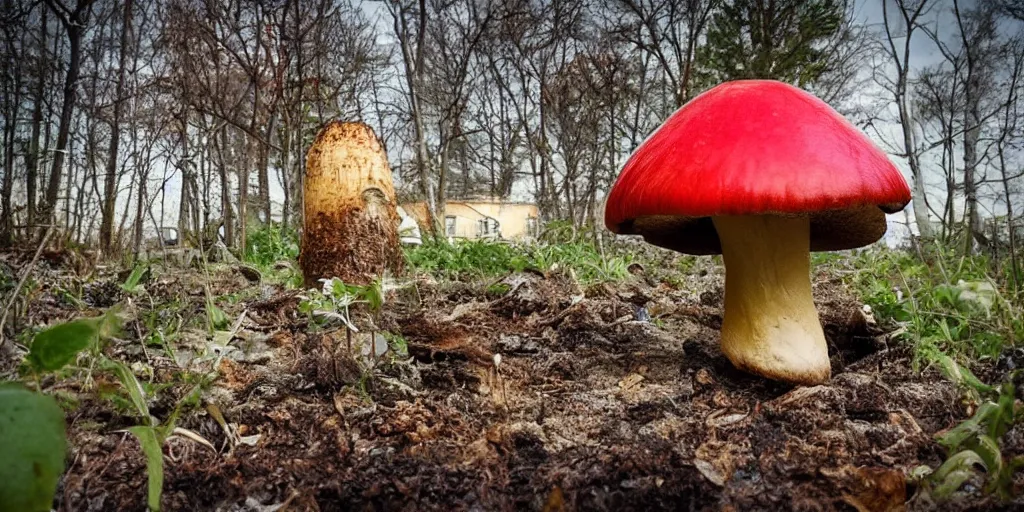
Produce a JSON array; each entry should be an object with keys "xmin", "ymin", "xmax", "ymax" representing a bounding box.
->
[
  {"xmin": 896, "ymin": 89, "xmax": 934, "ymax": 242},
  {"xmin": 133, "ymin": 165, "xmax": 145, "ymax": 251},
  {"xmin": 392, "ymin": 0, "xmax": 438, "ymax": 236},
  {"xmin": 437, "ymin": 135, "xmax": 449, "ymax": 220},
  {"xmin": 0, "ymin": 11, "xmax": 23, "ymax": 245},
  {"xmin": 962, "ymin": 110, "xmax": 982, "ymax": 254},
  {"xmin": 999, "ymin": 147, "xmax": 1019, "ymax": 293},
  {"xmin": 957, "ymin": 0, "xmax": 986, "ymax": 255},
  {"xmin": 238, "ymin": 137, "xmax": 249, "ymax": 251},
  {"xmin": 0, "ymin": 78, "xmax": 17, "ymax": 246},
  {"xmin": 883, "ymin": 0, "xmax": 935, "ymax": 243},
  {"xmin": 279, "ymin": 114, "xmax": 291, "ymax": 229},
  {"xmin": 42, "ymin": 0, "xmax": 95, "ymax": 226},
  {"xmin": 217, "ymin": 126, "xmax": 234, "ymax": 247},
  {"xmin": 997, "ymin": 49, "xmax": 1022, "ymax": 293},
  {"xmin": 26, "ymin": 6, "xmax": 48, "ymax": 230},
  {"xmin": 73, "ymin": 155, "xmax": 87, "ymax": 243},
  {"xmin": 116, "ymin": 170, "xmax": 134, "ymax": 245},
  {"xmin": 178, "ymin": 110, "xmax": 190, "ymax": 239},
  {"xmin": 258, "ymin": 110, "xmax": 275, "ymax": 224},
  {"xmin": 100, "ymin": 0, "xmax": 133, "ymax": 255},
  {"xmin": 64, "ymin": 119, "xmax": 76, "ymax": 233}
]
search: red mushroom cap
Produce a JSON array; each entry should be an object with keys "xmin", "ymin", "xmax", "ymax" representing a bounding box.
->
[{"xmin": 604, "ymin": 80, "xmax": 912, "ymax": 255}]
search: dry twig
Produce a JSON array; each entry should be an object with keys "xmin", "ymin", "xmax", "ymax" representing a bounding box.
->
[{"xmin": 0, "ymin": 225, "xmax": 55, "ymax": 348}]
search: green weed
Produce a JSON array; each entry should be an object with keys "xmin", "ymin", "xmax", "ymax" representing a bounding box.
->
[
  {"xmin": 243, "ymin": 225, "xmax": 302, "ymax": 288},
  {"xmin": 244, "ymin": 224, "xmax": 299, "ymax": 267},
  {"xmin": 910, "ymin": 355, "xmax": 1023, "ymax": 503},
  {"xmin": 838, "ymin": 245, "xmax": 1023, "ymax": 504},
  {"xmin": 403, "ymin": 238, "xmax": 635, "ymax": 284},
  {"xmin": 842, "ymin": 247, "xmax": 1020, "ymax": 368},
  {"xmin": 2, "ymin": 309, "xmax": 124, "ymax": 512}
]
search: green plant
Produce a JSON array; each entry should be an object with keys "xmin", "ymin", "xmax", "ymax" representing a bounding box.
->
[
  {"xmin": 382, "ymin": 332, "xmax": 409, "ymax": 358},
  {"xmin": 2, "ymin": 310, "xmax": 122, "ymax": 512},
  {"xmin": 403, "ymin": 238, "xmax": 638, "ymax": 284},
  {"xmin": 120, "ymin": 262, "xmax": 150, "ymax": 294},
  {"xmin": 911, "ymin": 354, "xmax": 1023, "ymax": 503},
  {"xmin": 843, "ymin": 246, "xmax": 1020, "ymax": 368},
  {"xmin": 102, "ymin": 357, "xmax": 215, "ymax": 512},
  {"xmin": 24, "ymin": 309, "xmax": 122, "ymax": 379},
  {"xmin": 537, "ymin": 219, "xmax": 578, "ymax": 244},
  {"xmin": 128, "ymin": 424, "xmax": 166, "ymax": 512},
  {"xmin": 54, "ymin": 283, "xmax": 86, "ymax": 309},
  {"xmin": 205, "ymin": 296, "xmax": 230, "ymax": 332},
  {"xmin": 404, "ymin": 238, "xmax": 529, "ymax": 279},
  {"xmin": 244, "ymin": 224, "xmax": 299, "ymax": 267},
  {"xmin": 0, "ymin": 384, "xmax": 68, "ymax": 512},
  {"xmin": 242, "ymin": 225, "xmax": 303, "ymax": 288},
  {"xmin": 299, "ymin": 278, "xmax": 368, "ymax": 332}
]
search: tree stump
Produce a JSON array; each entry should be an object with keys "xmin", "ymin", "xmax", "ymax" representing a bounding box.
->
[{"xmin": 299, "ymin": 121, "xmax": 404, "ymax": 287}]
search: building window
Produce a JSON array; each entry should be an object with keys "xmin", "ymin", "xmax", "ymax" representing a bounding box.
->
[
  {"xmin": 526, "ymin": 216, "xmax": 538, "ymax": 237},
  {"xmin": 478, "ymin": 218, "xmax": 499, "ymax": 238},
  {"xmin": 445, "ymin": 216, "xmax": 457, "ymax": 236}
]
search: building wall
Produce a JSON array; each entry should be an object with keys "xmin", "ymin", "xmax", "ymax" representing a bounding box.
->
[{"xmin": 401, "ymin": 201, "xmax": 541, "ymax": 240}]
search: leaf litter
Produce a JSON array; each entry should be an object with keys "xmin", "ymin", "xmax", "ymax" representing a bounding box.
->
[{"xmin": 1, "ymin": 249, "xmax": 1021, "ymax": 511}]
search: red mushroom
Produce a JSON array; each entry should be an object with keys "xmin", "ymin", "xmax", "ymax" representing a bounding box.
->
[{"xmin": 605, "ymin": 80, "xmax": 911, "ymax": 385}]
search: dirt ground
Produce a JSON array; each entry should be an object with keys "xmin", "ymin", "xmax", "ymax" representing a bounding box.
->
[{"xmin": 2, "ymin": 248, "xmax": 1022, "ymax": 511}]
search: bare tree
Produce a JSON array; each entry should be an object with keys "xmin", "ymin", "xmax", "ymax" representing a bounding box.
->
[
  {"xmin": 386, "ymin": 0, "xmax": 436, "ymax": 233},
  {"xmin": 605, "ymin": 0, "xmax": 717, "ymax": 108},
  {"xmin": 994, "ymin": 36, "xmax": 1023, "ymax": 292},
  {"xmin": 24, "ymin": 5, "xmax": 49, "ymax": 231},
  {"xmin": 953, "ymin": 0, "xmax": 1002, "ymax": 253},
  {"xmin": 876, "ymin": 0, "xmax": 936, "ymax": 242},
  {"xmin": 40, "ymin": 0, "xmax": 96, "ymax": 227},
  {"xmin": 98, "ymin": 0, "xmax": 133, "ymax": 254},
  {"xmin": 0, "ymin": 0, "xmax": 31, "ymax": 244},
  {"xmin": 914, "ymin": 61, "xmax": 964, "ymax": 240}
]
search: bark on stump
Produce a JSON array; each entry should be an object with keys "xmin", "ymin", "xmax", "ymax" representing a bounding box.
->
[{"xmin": 299, "ymin": 121, "xmax": 404, "ymax": 287}]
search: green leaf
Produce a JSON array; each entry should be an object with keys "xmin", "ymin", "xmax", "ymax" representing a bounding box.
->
[
  {"xmin": 968, "ymin": 434, "xmax": 1004, "ymax": 480},
  {"xmin": 127, "ymin": 426, "xmax": 165, "ymax": 512},
  {"xmin": 120, "ymin": 263, "xmax": 149, "ymax": 293},
  {"xmin": 934, "ymin": 352, "xmax": 995, "ymax": 395},
  {"xmin": 107, "ymin": 360, "xmax": 151, "ymax": 424},
  {"xmin": 0, "ymin": 384, "xmax": 67, "ymax": 512},
  {"xmin": 27, "ymin": 317, "xmax": 101, "ymax": 372},
  {"xmin": 938, "ymin": 402, "xmax": 999, "ymax": 450},
  {"xmin": 330, "ymin": 278, "xmax": 347, "ymax": 297},
  {"xmin": 930, "ymin": 449, "xmax": 986, "ymax": 496},
  {"xmin": 206, "ymin": 301, "xmax": 229, "ymax": 331},
  {"xmin": 933, "ymin": 468, "xmax": 980, "ymax": 499},
  {"xmin": 990, "ymin": 382, "xmax": 1018, "ymax": 439},
  {"xmin": 363, "ymin": 279, "xmax": 384, "ymax": 312}
]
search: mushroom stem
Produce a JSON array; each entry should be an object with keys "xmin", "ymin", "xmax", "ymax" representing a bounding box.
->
[{"xmin": 710, "ymin": 214, "xmax": 830, "ymax": 385}]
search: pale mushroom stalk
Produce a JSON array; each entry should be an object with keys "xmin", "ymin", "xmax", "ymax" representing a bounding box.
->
[{"xmin": 711, "ymin": 214, "xmax": 830, "ymax": 385}]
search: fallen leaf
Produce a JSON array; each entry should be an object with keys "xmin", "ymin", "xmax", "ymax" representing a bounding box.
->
[
  {"xmin": 705, "ymin": 409, "xmax": 749, "ymax": 428},
  {"xmin": 829, "ymin": 466, "xmax": 907, "ymax": 512},
  {"xmin": 618, "ymin": 373, "xmax": 645, "ymax": 390},
  {"xmin": 542, "ymin": 485, "xmax": 566, "ymax": 512},
  {"xmin": 695, "ymin": 368, "xmax": 714, "ymax": 385},
  {"xmin": 693, "ymin": 459, "xmax": 727, "ymax": 487}
]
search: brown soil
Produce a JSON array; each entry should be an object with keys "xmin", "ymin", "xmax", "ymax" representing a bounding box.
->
[{"xmin": 2, "ymin": 253, "xmax": 1021, "ymax": 511}]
